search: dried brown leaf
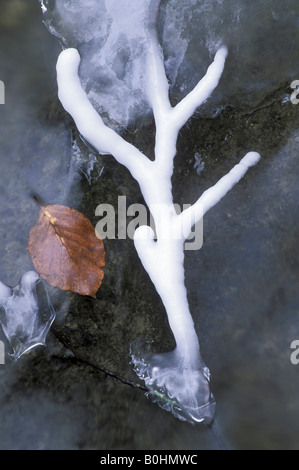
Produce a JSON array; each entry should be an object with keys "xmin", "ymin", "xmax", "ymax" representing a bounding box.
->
[{"xmin": 28, "ymin": 204, "xmax": 105, "ymax": 298}]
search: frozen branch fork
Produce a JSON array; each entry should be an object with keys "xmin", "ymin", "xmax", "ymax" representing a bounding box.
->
[{"xmin": 56, "ymin": 35, "xmax": 260, "ymax": 424}]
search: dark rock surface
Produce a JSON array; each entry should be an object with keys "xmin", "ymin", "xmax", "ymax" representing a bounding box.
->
[{"xmin": 0, "ymin": 0, "xmax": 298, "ymax": 450}]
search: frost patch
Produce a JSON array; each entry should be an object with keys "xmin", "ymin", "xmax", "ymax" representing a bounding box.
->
[{"xmin": 0, "ymin": 272, "xmax": 55, "ymax": 361}]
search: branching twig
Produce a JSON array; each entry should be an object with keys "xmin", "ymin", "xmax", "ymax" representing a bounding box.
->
[{"xmin": 56, "ymin": 34, "xmax": 260, "ymax": 424}]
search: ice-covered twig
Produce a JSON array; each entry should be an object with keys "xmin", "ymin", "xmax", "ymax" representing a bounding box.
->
[
  {"xmin": 172, "ymin": 46, "xmax": 228, "ymax": 130},
  {"xmin": 56, "ymin": 49, "xmax": 152, "ymax": 185},
  {"xmin": 56, "ymin": 38, "xmax": 260, "ymax": 424},
  {"xmin": 145, "ymin": 33, "xmax": 228, "ymax": 180},
  {"xmin": 179, "ymin": 151, "xmax": 261, "ymax": 236}
]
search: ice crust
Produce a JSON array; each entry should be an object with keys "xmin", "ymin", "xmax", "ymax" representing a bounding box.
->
[
  {"xmin": 0, "ymin": 272, "xmax": 56, "ymax": 360},
  {"xmin": 43, "ymin": 0, "xmax": 298, "ymax": 129}
]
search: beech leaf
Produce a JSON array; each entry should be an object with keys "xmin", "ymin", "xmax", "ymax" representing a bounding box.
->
[{"xmin": 28, "ymin": 204, "xmax": 105, "ymax": 298}]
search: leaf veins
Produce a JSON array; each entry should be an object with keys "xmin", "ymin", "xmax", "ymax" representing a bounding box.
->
[{"xmin": 28, "ymin": 204, "xmax": 106, "ymax": 298}]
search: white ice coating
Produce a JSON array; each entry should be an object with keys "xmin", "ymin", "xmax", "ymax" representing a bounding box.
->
[
  {"xmin": 48, "ymin": 0, "xmax": 299, "ymax": 128},
  {"xmin": 39, "ymin": 1, "xmax": 47, "ymax": 14},
  {"xmin": 56, "ymin": 25, "xmax": 260, "ymax": 423},
  {"xmin": 52, "ymin": 0, "xmax": 162, "ymax": 129},
  {"xmin": 0, "ymin": 272, "xmax": 56, "ymax": 361}
]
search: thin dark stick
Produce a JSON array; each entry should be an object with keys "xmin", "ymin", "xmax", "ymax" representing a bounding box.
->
[
  {"xmin": 208, "ymin": 419, "xmax": 230, "ymax": 450},
  {"xmin": 51, "ymin": 326, "xmax": 228, "ymax": 449},
  {"xmin": 51, "ymin": 325, "xmax": 148, "ymax": 392}
]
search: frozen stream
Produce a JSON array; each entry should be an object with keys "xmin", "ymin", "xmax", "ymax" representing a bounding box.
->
[{"xmin": 0, "ymin": 0, "xmax": 298, "ymax": 450}]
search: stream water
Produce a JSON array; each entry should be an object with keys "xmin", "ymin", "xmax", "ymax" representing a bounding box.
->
[{"xmin": 0, "ymin": 0, "xmax": 298, "ymax": 450}]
